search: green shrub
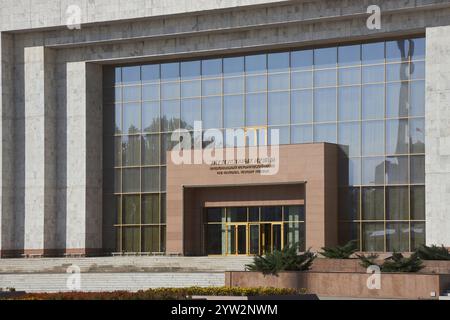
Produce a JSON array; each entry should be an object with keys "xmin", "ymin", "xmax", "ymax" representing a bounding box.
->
[
  {"xmin": 319, "ymin": 240, "xmax": 358, "ymax": 259},
  {"xmin": 357, "ymin": 252, "xmax": 424, "ymax": 273},
  {"xmin": 3, "ymin": 287, "xmax": 306, "ymax": 300},
  {"xmin": 415, "ymin": 245, "xmax": 450, "ymax": 261},
  {"xmin": 246, "ymin": 244, "xmax": 316, "ymax": 276}
]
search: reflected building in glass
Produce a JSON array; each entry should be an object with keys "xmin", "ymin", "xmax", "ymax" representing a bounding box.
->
[{"xmin": 103, "ymin": 37, "xmax": 426, "ymax": 254}]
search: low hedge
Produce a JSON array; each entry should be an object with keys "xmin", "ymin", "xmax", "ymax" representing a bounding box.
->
[{"xmin": 7, "ymin": 287, "xmax": 305, "ymax": 300}]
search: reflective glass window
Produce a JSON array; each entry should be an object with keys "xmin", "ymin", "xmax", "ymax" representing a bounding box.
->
[
  {"xmin": 338, "ymin": 86, "xmax": 360, "ymax": 121},
  {"xmin": 143, "ymin": 83, "xmax": 160, "ymax": 101},
  {"xmin": 161, "ymin": 82, "xmax": 180, "ymax": 100},
  {"xmin": 410, "ymin": 81, "xmax": 425, "ymax": 117},
  {"xmin": 181, "ymin": 98, "xmax": 201, "ymax": 130},
  {"xmin": 122, "ymin": 66, "xmax": 141, "ymax": 84},
  {"xmin": 246, "ymin": 93, "xmax": 267, "ymax": 126},
  {"xmin": 181, "ymin": 81, "xmax": 201, "ymax": 98},
  {"xmin": 314, "ymin": 47, "xmax": 337, "ymax": 69},
  {"xmin": 291, "ymin": 90, "xmax": 313, "ymax": 124},
  {"xmin": 411, "ymin": 38, "xmax": 425, "ymax": 60},
  {"xmin": 362, "ymin": 84, "xmax": 385, "ymax": 120},
  {"xmin": 291, "ymin": 71, "xmax": 312, "ymax": 89},
  {"xmin": 386, "ymin": 222, "xmax": 409, "ymax": 252},
  {"xmin": 362, "ymin": 121, "xmax": 384, "ymax": 156},
  {"xmin": 362, "ymin": 42, "xmax": 385, "ymax": 65},
  {"xmin": 181, "ymin": 60, "xmax": 201, "ymax": 79},
  {"xmin": 269, "ymin": 126, "xmax": 290, "ymax": 145},
  {"xmin": 314, "ymin": 69, "xmax": 336, "ymax": 87},
  {"xmin": 268, "ymin": 52, "xmax": 290, "ymax": 72},
  {"xmin": 411, "ymin": 61, "xmax": 425, "ymax": 80},
  {"xmin": 245, "ymin": 54, "xmax": 267, "ymax": 74},
  {"xmin": 123, "ymin": 85, "xmax": 141, "ymax": 102},
  {"xmin": 123, "ymin": 103, "xmax": 141, "ymax": 134},
  {"xmin": 338, "ymin": 122, "xmax": 361, "ymax": 157},
  {"xmin": 202, "ymin": 79, "xmax": 222, "ymax": 96},
  {"xmin": 411, "ymin": 222, "xmax": 425, "ymax": 250},
  {"xmin": 410, "ymin": 155, "xmax": 425, "ymax": 184},
  {"xmin": 386, "ymin": 119, "xmax": 409, "ymax": 155},
  {"xmin": 142, "ymin": 65, "xmax": 160, "ymax": 82},
  {"xmin": 268, "ymin": 92, "xmax": 290, "ymax": 125},
  {"xmin": 362, "ymin": 157, "xmax": 385, "ymax": 185},
  {"xmin": 314, "ymin": 123, "xmax": 337, "ymax": 144},
  {"xmin": 411, "ymin": 186, "xmax": 425, "ymax": 220},
  {"xmin": 268, "ymin": 73, "xmax": 290, "ymax": 91},
  {"xmin": 409, "ymin": 118, "xmax": 425, "ymax": 154},
  {"xmin": 224, "ymin": 95, "xmax": 244, "ymax": 128},
  {"xmin": 246, "ymin": 75, "xmax": 267, "ymax": 92},
  {"xmin": 386, "ymin": 40, "xmax": 409, "ymax": 62},
  {"xmin": 224, "ymin": 77, "xmax": 244, "ymax": 94},
  {"xmin": 142, "ymin": 167, "xmax": 159, "ymax": 192},
  {"xmin": 338, "ymin": 45, "xmax": 361, "ymax": 66},
  {"xmin": 386, "ymin": 186, "xmax": 409, "ymax": 220},
  {"xmin": 339, "ymin": 67, "xmax": 361, "ymax": 85},
  {"xmin": 291, "ymin": 125, "xmax": 313, "ymax": 144},
  {"xmin": 202, "ymin": 96, "xmax": 222, "ymax": 129},
  {"xmin": 123, "ymin": 168, "xmax": 140, "ymax": 193},
  {"xmin": 202, "ymin": 59, "xmax": 222, "ymax": 77},
  {"xmin": 386, "ymin": 63, "xmax": 410, "ymax": 82},
  {"xmin": 362, "ymin": 65, "xmax": 385, "ymax": 83},
  {"xmin": 362, "ymin": 187, "xmax": 384, "ymax": 220},
  {"xmin": 314, "ymin": 88, "xmax": 336, "ymax": 122},
  {"xmin": 142, "ymin": 102, "xmax": 160, "ymax": 133},
  {"xmin": 291, "ymin": 50, "xmax": 313, "ymax": 70},
  {"xmin": 363, "ymin": 223, "xmax": 385, "ymax": 251},
  {"xmin": 223, "ymin": 57, "xmax": 244, "ymax": 75},
  {"xmin": 122, "ymin": 135, "xmax": 140, "ymax": 167},
  {"xmin": 386, "ymin": 156, "xmax": 409, "ymax": 184},
  {"xmin": 161, "ymin": 100, "xmax": 180, "ymax": 132},
  {"xmin": 142, "ymin": 134, "xmax": 159, "ymax": 166},
  {"xmin": 161, "ymin": 62, "xmax": 179, "ymax": 80}
]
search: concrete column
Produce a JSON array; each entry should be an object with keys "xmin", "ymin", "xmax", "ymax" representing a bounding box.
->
[
  {"xmin": 425, "ymin": 26, "xmax": 450, "ymax": 247},
  {"xmin": 0, "ymin": 33, "xmax": 15, "ymax": 257},
  {"xmin": 66, "ymin": 61, "xmax": 102, "ymax": 255},
  {"xmin": 23, "ymin": 46, "xmax": 57, "ymax": 255}
]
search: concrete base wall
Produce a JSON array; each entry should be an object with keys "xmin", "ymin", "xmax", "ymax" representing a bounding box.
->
[
  {"xmin": 310, "ymin": 258, "xmax": 450, "ymax": 274},
  {"xmin": 226, "ymin": 271, "xmax": 450, "ymax": 299}
]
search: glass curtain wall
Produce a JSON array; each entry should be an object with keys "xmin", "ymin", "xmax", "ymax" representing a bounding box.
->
[{"xmin": 103, "ymin": 37, "xmax": 425, "ymax": 253}]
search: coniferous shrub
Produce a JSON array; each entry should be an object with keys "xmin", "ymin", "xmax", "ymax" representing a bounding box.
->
[
  {"xmin": 319, "ymin": 240, "xmax": 358, "ymax": 259},
  {"xmin": 415, "ymin": 245, "xmax": 450, "ymax": 261},
  {"xmin": 357, "ymin": 252, "xmax": 424, "ymax": 273},
  {"xmin": 246, "ymin": 244, "xmax": 316, "ymax": 275}
]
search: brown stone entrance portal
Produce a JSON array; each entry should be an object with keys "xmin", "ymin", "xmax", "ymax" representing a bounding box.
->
[{"xmin": 166, "ymin": 143, "xmax": 339, "ymax": 256}]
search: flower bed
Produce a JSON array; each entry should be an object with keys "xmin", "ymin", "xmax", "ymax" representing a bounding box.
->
[{"xmin": 3, "ymin": 287, "xmax": 306, "ymax": 300}]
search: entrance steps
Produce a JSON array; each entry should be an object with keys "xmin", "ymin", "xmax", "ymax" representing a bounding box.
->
[
  {"xmin": 0, "ymin": 256, "xmax": 253, "ymax": 274},
  {"xmin": 0, "ymin": 273, "xmax": 225, "ymax": 293}
]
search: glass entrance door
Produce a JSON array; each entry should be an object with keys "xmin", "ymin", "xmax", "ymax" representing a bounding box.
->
[
  {"xmin": 227, "ymin": 224, "xmax": 248, "ymax": 255},
  {"xmin": 249, "ymin": 224, "xmax": 260, "ymax": 255},
  {"xmin": 272, "ymin": 223, "xmax": 283, "ymax": 252},
  {"xmin": 260, "ymin": 223, "xmax": 283, "ymax": 254},
  {"xmin": 205, "ymin": 206, "xmax": 305, "ymax": 256}
]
